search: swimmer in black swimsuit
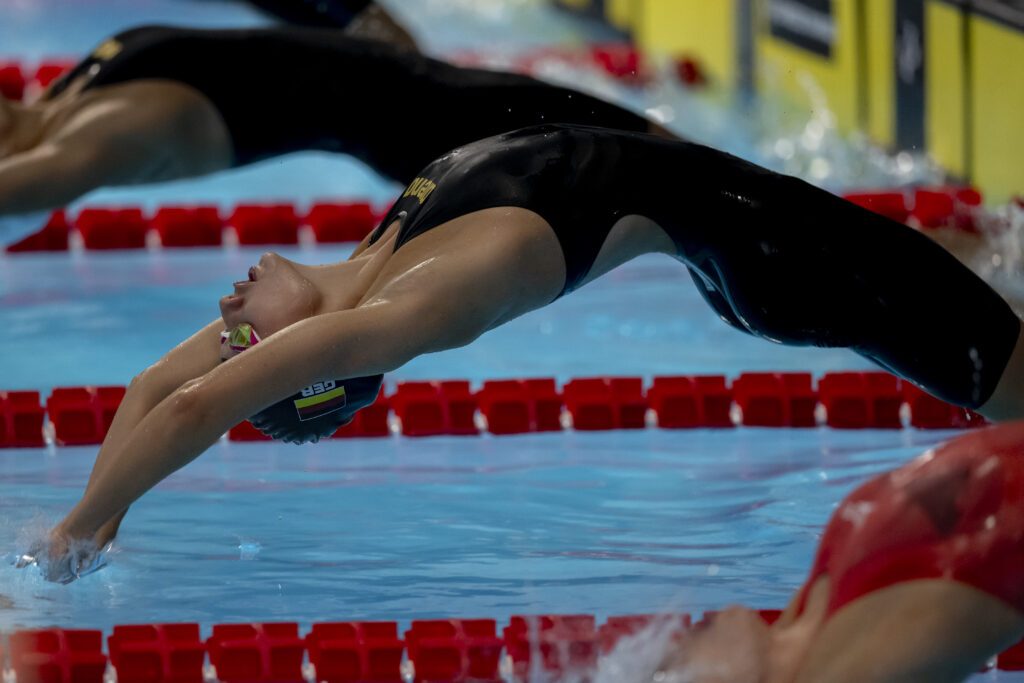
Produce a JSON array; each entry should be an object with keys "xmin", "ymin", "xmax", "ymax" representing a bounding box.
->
[
  {"xmin": 0, "ymin": 26, "xmax": 657, "ymax": 242},
  {"xmin": 240, "ymin": 0, "xmax": 415, "ymax": 46},
  {"xmin": 35, "ymin": 124, "xmax": 1024, "ymax": 581}
]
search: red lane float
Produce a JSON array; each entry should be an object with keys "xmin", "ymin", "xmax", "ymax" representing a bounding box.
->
[
  {"xmin": 563, "ymin": 378, "xmax": 615, "ymax": 430},
  {"xmin": 33, "ymin": 61, "xmax": 75, "ymax": 90},
  {"xmin": 152, "ymin": 207, "xmax": 224, "ymax": 247},
  {"xmin": 902, "ymin": 384, "xmax": 986, "ymax": 430},
  {"xmin": 589, "ymin": 43, "xmax": 646, "ymax": 83},
  {"xmin": 504, "ymin": 615, "xmax": 597, "ymax": 681},
  {"xmin": 843, "ymin": 191, "xmax": 910, "ymax": 223},
  {"xmin": 76, "ymin": 208, "xmax": 148, "ymax": 250},
  {"xmin": 818, "ymin": 372, "xmax": 902, "ymax": 429},
  {"xmin": 305, "ymin": 622, "xmax": 404, "ymax": 683},
  {"xmin": 108, "ymin": 624, "xmax": 206, "ymax": 683},
  {"xmin": 475, "ymin": 379, "xmax": 564, "ymax": 435},
  {"xmin": 206, "ymin": 623, "xmax": 305, "ymax": 683},
  {"xmin": 334, "ymin": 388, "xmax": 391, "ymax": 438},
  {"xmin": 598, "ymin": 614, "xmax": 691, "ymax": 653},
  {"xmin": 0, "ymin": 62, "xmax": 26, "ymax": 100},
  {"xmin": 732, "ymin": 373, "xmax": 817, "ymax": 427},
  {"xmin": 476, "ymin": 380, "xmax": 532, "ymax": 435},
  {"xmin": 0, "ymin": 390, "xmax": 46, "ymax": 448},
  {"xmin": 563, "ymin": 377, "xmax": 648, "ymax": 430},
  {"xmin": 10, "ymin": 370, "xmax": 992, "ymax": 450},
  {"xmin": 523, "ymin": 379, "xmax": 564, "ymax": 432},
  {"xmin": 10, "ymin": 615, "xmax": 1024, "ymax": 677},
  {"xmin": 229, "ymin": 205, "xmax": 300, "ymax": 245},
  {"xmin": 646, "ymin": 375, "xmax": 732, "ymax": 428},
  {"xmin": 910, "ymin": 186, "xmax": 983, "ymax": 231},
  {"xmin": 46, "ymin": 386, "xmax": 125, "ymax": 446},
  {"xmin": 842, "ymin": 185, "xmax": 985, "ymax": 233},
  {"xmin": 305, "ymin": 203, "xmax": 378, "ymax": 244},
  {"xmin": 6, "ymin": 210, "xmax": 71, "ymax": 253},
  {"xmin": 9, "ymin": 629, "xmax": 108, "ymax": 683},
  {"xmin": 405, "ymin": 619, "xmax": 503, "ymax": 682},
  {"xmin": 674, "ymin": 57, "xmax": 707, "ymax": 87},
  {"xmin": 999, "ymin": 638, "xmax": 1024, "ymax": 671},
  {"xmin": 391, "ymin": 380, "xmax": 481, "ymax": 437}
]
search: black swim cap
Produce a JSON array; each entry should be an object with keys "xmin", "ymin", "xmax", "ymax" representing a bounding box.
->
[
  {"xmin": 249, "ymin": 374, "xmax": 384, "ymax": 444},
  {"xmin": 220, "ymin": 324, "xmax": 383, "ymax": 444}
]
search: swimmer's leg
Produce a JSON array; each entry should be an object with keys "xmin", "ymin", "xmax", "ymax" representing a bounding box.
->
[
  {"xmin": 685, "ymin": 266, "xmax": 753, "ymax": 335},
  {"xmin": 672, "ymin": 172, "xmax": 1022, "ymax": 416},
  {"xmin": 978, "ymin": 320, "xmax": 1024, "ymax": 421}
]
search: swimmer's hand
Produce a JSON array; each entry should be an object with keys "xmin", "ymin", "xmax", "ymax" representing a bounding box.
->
[{"xmin": 13, "ymin": 529, "xmax": 110, "ymax": 584}]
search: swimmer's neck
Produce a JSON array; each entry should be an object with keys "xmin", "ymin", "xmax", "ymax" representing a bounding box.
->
[{"xmin": 301, "ymin": 255, "xmax": 381, "ymax": 316}]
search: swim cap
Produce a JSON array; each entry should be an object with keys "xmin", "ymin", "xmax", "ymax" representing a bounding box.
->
[{"xmin": 220, "ymin": 323, "xmax": 383, "ymax": 444}]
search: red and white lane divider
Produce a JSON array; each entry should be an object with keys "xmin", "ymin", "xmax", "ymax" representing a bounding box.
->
[
  {"xmin": 2, "ymin": 610, "xmax": 1022, "ymax": 683},
  {"xmin": 0, "ymin": 372, "xmax": 986, "ymax": 449},
  {"xmin": 0, "ymin": 59, "xmax": 76, "ymax": 102},
  {"xmin": 4, "ymin": 202, "xmax": 387, "ymax": 253}
]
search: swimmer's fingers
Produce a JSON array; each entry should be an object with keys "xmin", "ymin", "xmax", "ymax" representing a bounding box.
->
[
  {"xmin": 13, "ymin": 545, "xmax": 43, "ymax": 569},
  {"xmin": 14, "ymin": 532, "xmax": 109, "ymax": 584},
  {"xmin": 13, "ymin": 535, "xmax": 50, "ymax": 569}
]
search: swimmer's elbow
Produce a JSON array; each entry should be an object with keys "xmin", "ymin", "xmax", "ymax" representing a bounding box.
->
[{"xmin": 165, "ymin": 378, "xmax": 215, "ymax": 428}]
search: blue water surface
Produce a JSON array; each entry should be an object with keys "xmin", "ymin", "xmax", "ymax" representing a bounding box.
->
[{"xmin": 0, "ymin": 0, "xmax": 1015, "ymax": 680}]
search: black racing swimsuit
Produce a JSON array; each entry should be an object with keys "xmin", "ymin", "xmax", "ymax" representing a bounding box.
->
[
  {"xmin": 243, "ymin": 0, "xmax": 371, "ymax": 28},
  {"xmin": 370, "ymin": 124, "xmax": 1020, "ymax": 409},
  {"xmin": 47, "ymin": 26, "xmax": 650, "ymax": 177}
]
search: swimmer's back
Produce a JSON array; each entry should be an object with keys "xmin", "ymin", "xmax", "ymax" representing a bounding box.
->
[
  {"xmin": 802, "ymin": 421, "xmax": 1024, "ymax": 618},
  {"xmin": 49, "ymin": 26, "xmax": 651, "ymax": 177}
]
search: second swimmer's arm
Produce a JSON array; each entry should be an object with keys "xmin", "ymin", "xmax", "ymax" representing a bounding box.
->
[
  {"xmin": 83, "ymin": 320, "xmax": 224, "ymax": 545},
  {"xmin": 55, "ymin": 300, "xmax": 433, "ymax": 542},
  {"xmin": 792, "ymin": 581, "xmax": 1024, "ymax": 683}
]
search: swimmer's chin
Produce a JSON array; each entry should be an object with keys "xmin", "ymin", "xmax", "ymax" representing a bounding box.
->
[{"xmin": 219, "ymin": 293, "xmax": 245, "ymax": 320}]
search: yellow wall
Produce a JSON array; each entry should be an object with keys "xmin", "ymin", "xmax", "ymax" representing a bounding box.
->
[
  {"xmin": 561, "ymin": 0, "xmax": 1022, "ymax": 202},
  {"xmin": 605, "ymin": 0, "xmax": 639, "ymax": 32},
  {"xmin": 925, "ymin": 1, "xmax": 968, "ymax": 178},
  {"xmin": 970, "ymin": 13, "xmax": 1024, "ymax": 203},
  {"xmin": 635, "ymin": 0, "xmax": 738, "ymax": 87},
  {"xmin": 864, "ymin": 0, "xmax": 895, "ymax": 147},
  {"xmin": 754, "ymin": 0, "xmax": 864, "ymax": 132},
  {"xmin": 557, "ymin": 0, "xmax": 593, "ymax": 10}
]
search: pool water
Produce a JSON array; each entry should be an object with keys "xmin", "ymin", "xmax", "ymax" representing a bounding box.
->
[{"xmin": 0, "ymin": 0, "xmax": 1020, "ymax": 680}]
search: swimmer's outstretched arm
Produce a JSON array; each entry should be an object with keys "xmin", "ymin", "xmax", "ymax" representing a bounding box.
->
[
  {"xmin": 787, "ymin": 581, "xmax": 1024, "ymax": 682},
  {"xmin": 82, "ymin": 320, "xmax": 224, "ymax": 546},
  {"xmin": 53, "ymin": 297, "xmax": 462, "ymax": 547}
]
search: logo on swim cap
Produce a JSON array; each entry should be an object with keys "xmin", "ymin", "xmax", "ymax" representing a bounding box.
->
[
  {"xmin": 293, "ymin": 381, "xmax": 347, "ymax": 422},
  {"xmin": 92, "ymin": 39, "xmax": 123, "ymax": 61}
]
